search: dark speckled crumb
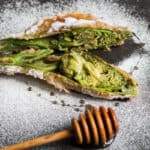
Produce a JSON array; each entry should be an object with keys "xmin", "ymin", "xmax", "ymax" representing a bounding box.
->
[
  {"xmin": 85, "ymin": 104, "xmax": 92, "ymax": 111},
  {"xmin": 52, "ymin": 101, "xmax": 57, "ymax": 104},
  {"xmin": 62, "ymin": 103, "xmax": 66, "ymax": 107},
  {"xmin": 61, "ymin": 100, "xmax": 65, "ymax": 104},
  {"xmin": 50, "ymin": 91, "xmax": 55, "ymax": 96},
  {"xmin": 74, "ymin": 108, "xmax": 80, "ymax": 112},
  {"xmin": 133, "ymin": 66, "xmax": 139, "ymax": 70},
  {"xmin": 114, "ymin": 102, "xmax": 120, "ymax": 107},
  {"xmin": 79, "ymin": 99, "xmax": 85, "ymax": 104},
  {"xmin": 27, "ymin": 86, "xmax": 32, "ymax": 91}
]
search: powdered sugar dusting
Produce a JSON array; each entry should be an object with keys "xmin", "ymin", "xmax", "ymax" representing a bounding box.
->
[
  {"xmin": 0, "ymin": 0, "xmax": 150, "ymax": 149},
  {"xmin": 48, "ymin": 17, "xmax": 96, "ymax": 33}
]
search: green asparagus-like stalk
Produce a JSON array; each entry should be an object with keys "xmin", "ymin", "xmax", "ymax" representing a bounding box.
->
[
  {"xmin": 0, "ymin": 28, "xmax": 133, "ymax": 53},
  {"xmin": 0, "ymin": 49, "xmax": 53, "ymax": 65},
  {"xmin": 0, "ymin": 38, "xmax": 51, "ymax": 52},
  {"xmin": 0, "ymin": 49, "xmax": 59, "ymax": 72},
  {"xmin": 23, "ymin": 60, "xmax": 59, "ymax": 72}
]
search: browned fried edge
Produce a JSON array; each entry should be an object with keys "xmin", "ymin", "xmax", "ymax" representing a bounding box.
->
[
  {"xmin": 0, "ymin": 64, "xmax": 138, "ymax": 100},
  {"xmin": 16, "ymin": 12, "xmax": 130, "ymax": 40}
]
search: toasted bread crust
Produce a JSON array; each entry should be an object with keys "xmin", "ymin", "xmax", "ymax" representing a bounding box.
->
[
  {"xmin": 13, "ymin": 12, "xmax": 130, "ymax": 40},
  {"xmin": 0, "ymin": 65, "xmax": 137, "ymax": 100}
]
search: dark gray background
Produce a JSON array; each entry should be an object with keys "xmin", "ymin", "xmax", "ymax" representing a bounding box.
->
[{"xmin": 0, "ymin": 0, "xmax": 150, "ymax": 22}]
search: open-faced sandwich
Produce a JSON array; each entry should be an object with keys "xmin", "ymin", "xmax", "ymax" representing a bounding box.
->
[{"xmin": 0, "ymin": 12, "xmax": 138, "ymax": 100}]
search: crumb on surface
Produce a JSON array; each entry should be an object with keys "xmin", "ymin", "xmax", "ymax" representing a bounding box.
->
[
  {"xmin": 27, "ymin": 86, "xmax": 32, "ymax": 91},
  {"xmin": 50, "ymin": 91, "xmax": 55, "ymax": 96}
]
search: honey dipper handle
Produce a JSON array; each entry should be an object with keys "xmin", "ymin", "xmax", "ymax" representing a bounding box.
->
[{"xmin": 0, "ymin": 129, "xmax": 73, "ymax": 150}]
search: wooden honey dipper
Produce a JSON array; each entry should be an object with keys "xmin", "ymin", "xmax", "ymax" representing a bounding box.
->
[{"xmin": 0, "ymin": 106, "xmax": 119, "ymax": 150}]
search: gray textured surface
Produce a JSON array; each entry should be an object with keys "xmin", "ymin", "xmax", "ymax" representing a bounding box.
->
[{"xmin": 0, "ymin": 0, "xmax": 150, "ymax": 150}]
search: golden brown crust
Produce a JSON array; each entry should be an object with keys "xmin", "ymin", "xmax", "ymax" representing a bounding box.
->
[
  {"xmin": 39, "ymin": 12, "xmax": 128, "ymax": 31},
  {"xmin": 0, "ymin": 64, "xmax": 137, "ymax": 100},
  {"xmin": 43, "ymin": 72, "xmax": 137, "ymax": 100},
  {"xmin": 34, "ymin": 12, "xmax": 97, "ymax": 36},
  {"xmin": 63, "ymin": 12, "xmax": 96, "ymax": 20},
  {"xmin": 16, "ymin": 12, "xmax": 130, "ymax": 40}
]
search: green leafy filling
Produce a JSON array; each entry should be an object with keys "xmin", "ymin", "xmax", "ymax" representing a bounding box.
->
[
  {"xmin": 60, "ymin": 51, "xmax": 138, "ymax": 96},
  {"xmin": 0, "ymin": 49, "xmax": 58, "ymax": 72},
  {"xmin": 0, "ymin": 49, "xmax": 137, "ymax": 96},
  {"xmin": 0, "ymin": 24, "xmax": 138, "ymax": 98},
  {"xmin": 0, "ymin": 27, "xmax": 133, "ymax": 52}
]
